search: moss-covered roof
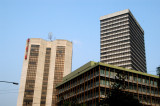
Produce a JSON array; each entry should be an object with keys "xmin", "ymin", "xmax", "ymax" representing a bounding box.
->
[{"xmin": 56, "ymin": 61, "xmax": 158, "ymax": 88}]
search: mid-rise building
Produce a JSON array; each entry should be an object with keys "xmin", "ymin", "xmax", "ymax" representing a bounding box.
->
[
  {"xmin": 17, "ymin": 38, "xmax": 72, "ymax": 106},
  {"xmin": 100, "ymin": 9, "xmax": 147, "ymax": 72},
  {"xmin": 56, "ymin": 61, "xmax": 160, "ymax": 106}
]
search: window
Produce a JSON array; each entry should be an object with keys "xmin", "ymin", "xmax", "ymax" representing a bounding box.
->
[
  {"xmin": 145, "ymin": 79, "xmax": 149, "ymax": 84},
  {"xmin": 138, "ymin": 87, "xmax": 141, "ymax": 92},
  {"xmin": 100, "ymin": 69, "xmax": 105, "ymax": 75},
  {"xmin": 133, "ymin": 85, "xmax": 137, "ymax": 90},
  {"xmin": 154, "ymin": 81, "xmax": 157, "ymax": 86},
  {"xmin": 106, "ymin": 80, "xmax": 110, "ymax": 86},
  {"xmin": 142, "ymin": 78, "xmax": 145, "ymax": 84},
  {"xmin": 110, "ymin": 71, "xmax": 114, "ymax": 77},
  {"xmin": 129, "ymin": 75, "xmax": 132, "ymax": 81},
  {"xmin": 133, "ymin": 76, "xmax": 137, "ymax": 82},
  {"xmin": 129, "ymin": 84, "xmax": 133, "ymax": 90},
  {"xmin": 147, "ymin": 88, "xmax": 150, "ymax": 93},
  {"xmin": 100, "ymin": 80, "xmax": 103, "ymax": 85},
  {"xmin": 138, "ymin": 77, "xmax": 141, "ymax": 83},
  {"xmin": 96, "ymin": 81, "xmax": 99, "ymax": 86},
  {"xmin": 103, "ymin": 80, "xmax": 106, "ymax": 85},
  {"xmin": 106, "ymin": 70, "xmax": 109, "ymax": 76},
  {"xmin": 150, "ymin": 80, "xmax": 153, "ymax": 85},
  {"xmin": 151, "ymin": 88, "xmax": 154, "ymax": 94}
]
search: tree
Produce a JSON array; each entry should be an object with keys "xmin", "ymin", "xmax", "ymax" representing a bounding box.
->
[
  {"xmin": 98, "ymin": 72, "xmax": 142, "ymax": 106},
  {"xmin": 60, "ymin": 97, "xmax": 86, "ymax": 106},
  {"xmin": 102, "ymin": 89, "xmax": 142, "ymax": 106},
  {"xmin": 156, "ymin": 66, "xmax": 160, "ymax": 96},
  {"xmin": 63, "ymin": 101, "xmax": 71, "ymax": 106},
  {"xmin": 156, "ymin": 66, "xmax": 160, "ymax": 77}
]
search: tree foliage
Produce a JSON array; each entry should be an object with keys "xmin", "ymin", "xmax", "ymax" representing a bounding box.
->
[
  {"xmin": 156, "ymin": 66, "xmax": 160, "ymax": 77},
  {"xmin": 156, "ymin": 66, "xmax": 160, "ymax": 93},
  {"xmin": 98, "ymin": 72, "xmax": 142, "ymax": 106},
  {"xmin": 100, "ymin": 89, "xmax": 142, "ymax": 106},
  {"xmin": 60, "ymin": 100, "xmax": 86, "ymax": 106}
]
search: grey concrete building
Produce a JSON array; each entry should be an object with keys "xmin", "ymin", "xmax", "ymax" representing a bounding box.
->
[
  {"xmin": 17, "ymin": 38, "xmax": 72, "ymax": 106},
  {"xmin": 100, "ymin": 9, "xmax": 147, "ymax": 73}
]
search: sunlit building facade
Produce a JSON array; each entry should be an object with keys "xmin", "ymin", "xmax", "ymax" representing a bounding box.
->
[
  {"xmin": 100, "ymin": 9, "xmax": 147, "ymax": 72},
  {"xmin": 56, "ymin": 61, "xmax": 160, "ymax": 106},
  {"xmin": 17, "ymin": 38, "xmax": 72, "ymax": 106}
]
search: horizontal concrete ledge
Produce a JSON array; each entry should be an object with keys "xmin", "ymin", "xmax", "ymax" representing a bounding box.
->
[{"xmin": 100, "ymin": 9, "xmax": 130, "ymax": 20}]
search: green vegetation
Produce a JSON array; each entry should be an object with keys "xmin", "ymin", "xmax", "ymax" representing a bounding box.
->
[
  {"xmin": 156, "ymin": 66, "xmax": 160, "ymax": 95},
  {"xmin": 156, "ymin": 66, "xmax": 160, "ymax": 77},
  {"xmin": 98, "ymin": 89, "xmax": 142, "ymax": 106},
  {"xmin": 59, "ymin": 98, "xmax": 86, "ymax": 106},
  {"xmin": 98, "ymin": 72, "xmax": 142, "ymax": 106},
  {"xmin": 61, "ymin": 101, "xmax": 86, "ymax": 106}
]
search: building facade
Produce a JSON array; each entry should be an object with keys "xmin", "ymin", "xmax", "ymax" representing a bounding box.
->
[
  {"xmin": 17, "ymin": 38, "xmax": 72, "ymax": 106},
  {"xmin": 56, "ymin": 61, "xmax": 160, "ymax": 106},
  {"xmin": 100, "ymin": 9, "xmax": 147, "ymax": 72}
]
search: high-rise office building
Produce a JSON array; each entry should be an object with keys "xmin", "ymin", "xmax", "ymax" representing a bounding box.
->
[
  {"xmin": 17, "ymin": 38, "xmax": 72, "ymax": 106},
  {"xmin": 100, "ymin": 9, "xmax": 147, "ymax": 72}
]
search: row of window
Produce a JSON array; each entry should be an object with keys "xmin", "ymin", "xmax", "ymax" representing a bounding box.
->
[
  {"xmin": 100, "ymin": 79, "xmax": 159, "ymax": 95},
  {"xmin": 100, "ymin": 14, "xmax": 128, "ymax": 24},
  {"xmin": 101, "ymin": 41, "xmax": 130, "ymax": 52},
  {"xmin": 101, "ymin": 27, "xmax": 129, "ymax": 36},
  {"xmin": 107, "ymin": 58, "xmax": 131, "ymax": 65},
  {"xmin": 101, "ymin": 25, "xmax": 129, "ymax": 34},
  {"xmin": 101, "ymin": 54, "xmax": 131, "ymax": 61},
  {"xmin": 58, "ymin": 68, "xmax": 158, "ymax": 94},
  {"xmin": 58, "ymin": 87, "xmax": 159, "ymax": 105},
  {"xmin": 101, "ymin": 22, "xmax": 129, "ymax": 32},
  {"xmin": 102, "ymin": 51, "xmax": 130, "ymax": 60},
  {"xmin": 101, "ymin": 18, "xmax": 129, "ymax": 27},
  {"xmin": 102, "ymin": 48, "xmax": 130, "ymax": 57},
  {"xmin": 100, "ymin": 69, "xmax": 158, "ymax": 86},
  {"xmin": 101, "ymin": 29, "xmax": 129, "ymax": 38},
  {"xmin": 101, "ymin": 35, "xmax": 130, "ymax": 46}
]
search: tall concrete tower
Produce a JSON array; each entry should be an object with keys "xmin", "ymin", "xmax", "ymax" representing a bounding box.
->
[
  {"xmin": 100, "ymin": 9, "xmax": 147, "ymax": 72},
  {"xmin": 17, "ymin": 38, "xmax": 72, "ymax": 106}
]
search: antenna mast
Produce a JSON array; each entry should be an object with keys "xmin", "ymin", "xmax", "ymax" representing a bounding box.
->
[{"xmin": 48, "ymin": 32, "xmax": 53, "ymax": 41}]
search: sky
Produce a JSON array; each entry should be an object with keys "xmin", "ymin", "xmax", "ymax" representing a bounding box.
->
[{"xmin": 0, "ymin": 0, "xmax": 160, "ymax": 106}]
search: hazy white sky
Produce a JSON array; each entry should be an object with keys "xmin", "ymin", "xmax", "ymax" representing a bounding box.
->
[{"xmin": 0, "ymin": 0, "xmax": 160, "ymax": 105}]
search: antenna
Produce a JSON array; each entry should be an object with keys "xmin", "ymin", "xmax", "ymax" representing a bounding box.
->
[{"xmin": 48, "ymin": 32, "xmax": 53, "ymax": 41}]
